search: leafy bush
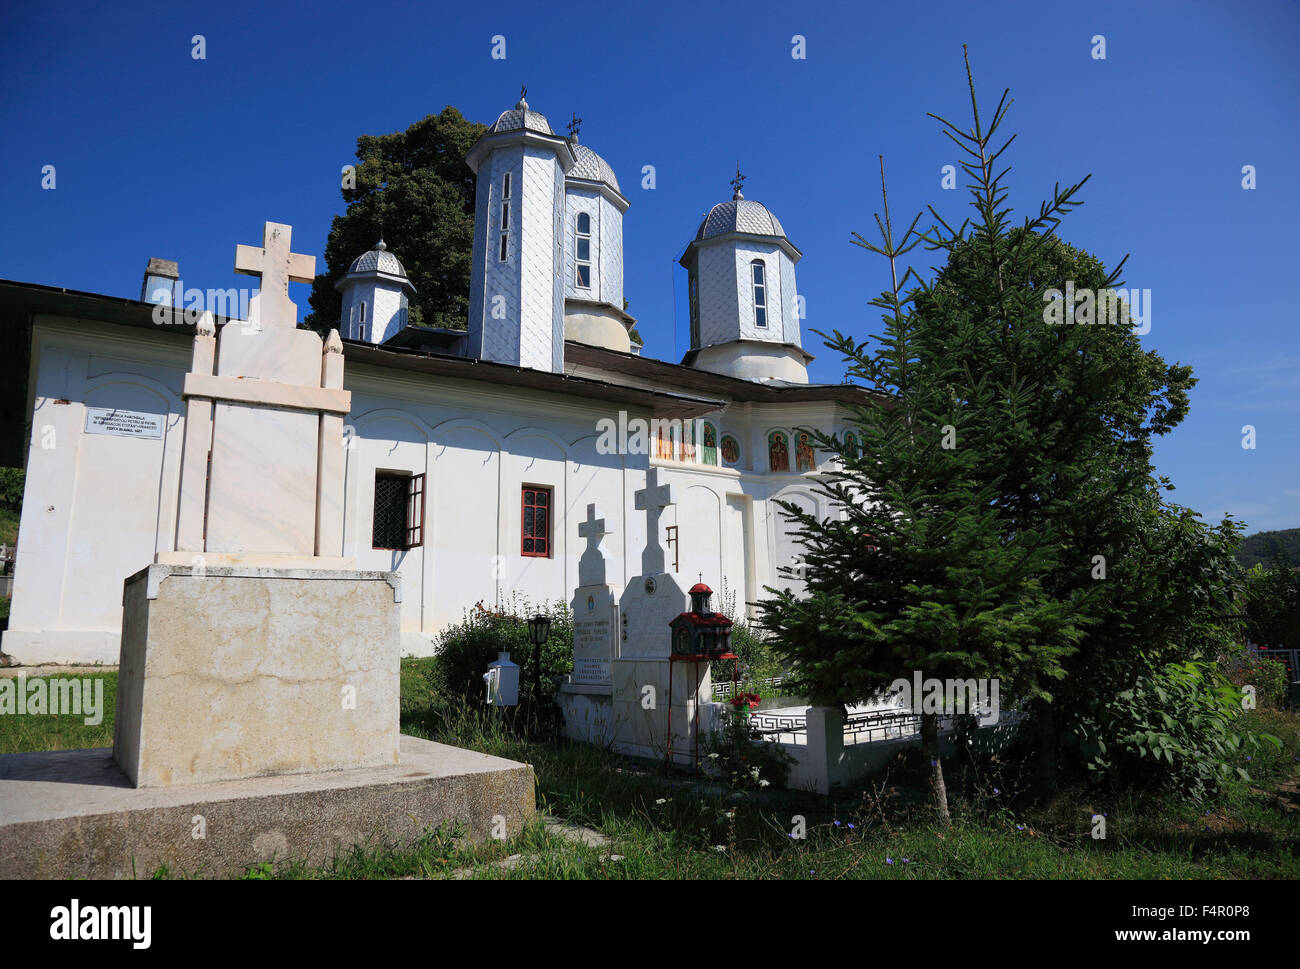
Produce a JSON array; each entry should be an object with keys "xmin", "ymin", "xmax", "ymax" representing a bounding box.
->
[
  {"xmin": 0, "ymin": 468, "xmax": 23, "ymax": 512},
  {"xmin": 1063, "ymin": 655, "xmax": 1280, "ymax": 800},
  {"xmin": 710, "ymin": 580, "xmax": 787, "ymax": 688},
  {"xmin": 432, "ymin": 595, "xmax": 572, "ymax": 707},
  {"xmin": 701, "ymin": 707, "xmax": 794, "ymax": 790}
]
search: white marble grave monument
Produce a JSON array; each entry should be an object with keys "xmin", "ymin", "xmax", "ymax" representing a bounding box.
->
[{"xmin": 113, "ymin": 221, "xmax": 402, "ymax": 787}]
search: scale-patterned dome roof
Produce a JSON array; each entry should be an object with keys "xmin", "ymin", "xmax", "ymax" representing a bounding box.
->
[
  {"xmin": 347, "ymin": 240, "xmax": 408, "ymax": 278},
  {"xmin": 487, "ymin": 97, "xmax": 555, "ymax": 136},
  {"xmin": 695, "ymin": 198, "xmax": 786, "ymax": 241},
  {"xmin": 567, "ymin": 143, "xmax": 620, "ymax": 193}
]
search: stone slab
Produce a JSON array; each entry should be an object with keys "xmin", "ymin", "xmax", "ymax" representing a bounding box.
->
[
  {"xmin": 0, "ymin": 735, "xmax": 535, "ymax": 879},
  {"xmin": 571, "ymin": 584, "xmax": 617, "ymax": 686},
  {"xmin": 114, "ymin": 565, "xmax": 401, "ymax": 787}
]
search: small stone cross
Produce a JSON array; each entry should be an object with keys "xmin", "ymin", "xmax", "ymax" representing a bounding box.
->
[
  {"xmin": 633, "ymin": 468, "xmax": 674, "ymax": 576},
  {"xmin": 234, "ymin": 222, "xmax": 316, "ymax": 329}
]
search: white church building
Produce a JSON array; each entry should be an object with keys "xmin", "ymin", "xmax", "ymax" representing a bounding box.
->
[{"xmin": 0, "ymin": 94, "xmax": 870, "ymax": 665}]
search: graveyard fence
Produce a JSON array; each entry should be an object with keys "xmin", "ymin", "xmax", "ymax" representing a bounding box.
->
[
  {"xmin": 713, "ymin": 676, "xmax": 784, "ymax": 702},
  {"xmin": 1248, "ymin": 645, "xmax": 1299, "ymax": 682}
]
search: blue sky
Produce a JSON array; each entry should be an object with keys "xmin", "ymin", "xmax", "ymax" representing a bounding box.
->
[{"xmin": 1, "ymin": 0, "xmax": 1296, "ymax": 532}]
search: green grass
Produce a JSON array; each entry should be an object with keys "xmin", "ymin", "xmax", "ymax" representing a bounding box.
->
[
  {"xmin": 6, "ymin": 662, "xmax": 1299, "ymax": 879},
  {"xmin": 0, "ymin": 670, "xmax": 117, "ymax": 753}
]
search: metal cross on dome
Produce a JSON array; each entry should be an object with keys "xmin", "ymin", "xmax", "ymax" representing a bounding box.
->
[
  {"xmin": 567, "ymin": 113, "xmax": 583, "ymax": 138},
  {"xmin": 730, "ymin": 163, "xmax": 746, "ymax": 200}
]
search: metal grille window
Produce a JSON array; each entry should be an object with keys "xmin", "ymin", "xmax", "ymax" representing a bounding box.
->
[
  {"xmin": 521, "ymin": 486, "xmax": 551, "ymax": 557},
  {"xmin": 373, "ymin": 472, "xmax": 425, "ymax": 550}
]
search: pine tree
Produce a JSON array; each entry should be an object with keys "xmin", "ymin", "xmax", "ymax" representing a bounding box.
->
[{"xmin": 756, "ymin": 129, "xmax": 1082, "ymax": 820}]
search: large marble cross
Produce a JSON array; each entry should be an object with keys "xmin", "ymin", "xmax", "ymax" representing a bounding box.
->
[
  {"xmin": 633, "ymin": 468, "xmax": 674, "ymax": 576},
  {"xmin": 577, "ymin": 503, "xmax": 610, "ymax": 586},
  {"xmin": 234, "ymin": 221, "xmax": 316, "ymax": 329}
]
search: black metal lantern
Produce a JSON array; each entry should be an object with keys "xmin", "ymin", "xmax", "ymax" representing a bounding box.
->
[
  {"xmin": 526, "ymin": 613, "xmax": 551, "ymax": 703},
  {"xmin": 527, "ymin": 613, "xmax": 551, "ymax": 645}
]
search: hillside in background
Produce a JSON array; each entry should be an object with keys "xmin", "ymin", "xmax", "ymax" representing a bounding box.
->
[{"xmin": 1237, "ymin": 527, "xmax": 1300, "ymax": 569}]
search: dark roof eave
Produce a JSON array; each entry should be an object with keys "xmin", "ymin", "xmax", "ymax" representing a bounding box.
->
[
  {"xmin": 565, "ymin": 340, "xmax": 884, "ymax": 407},
  {"xmin": 343, "ymin": 338, "xmax": 723, "ymax": 418}
]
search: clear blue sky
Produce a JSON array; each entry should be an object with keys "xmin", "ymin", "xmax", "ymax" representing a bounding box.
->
[{"xmin": 1, "ymin": 0, "xmax": 1296, "ymax": 532}]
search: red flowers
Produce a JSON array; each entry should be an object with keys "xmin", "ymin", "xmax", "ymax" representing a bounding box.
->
[{"xmin": 728, "ymin": 692, "xmax": 762, "ymax": 710}]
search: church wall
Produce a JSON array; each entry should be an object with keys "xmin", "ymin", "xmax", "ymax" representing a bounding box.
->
[
  {"xmin": 696, "ymin": 244, "xmax": 739, "ymax": 348},
  {"xmin": 5, "ymin": 317, "xmax": 190, "ymax": 664},
  {"xmin": 732, "ymin": 242, "xmax": 785, "ymax": 343},
  {"xmin": 469, "ymin": 146, "xmax": 526, "ymax": 365},
  {"xmin": 2, "ymin": 315, "xmax": 856, "ymax": 665},
  {"xmin": 518, "ymin": 147, "xmax": 564, "ymax": 372},
  {"xmin": 779, "ymin": 252, "xmax": 800, "ymax": 346}
]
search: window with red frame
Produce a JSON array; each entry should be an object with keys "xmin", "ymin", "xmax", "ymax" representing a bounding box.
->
[{"xmin": 521, "ymin": 486, "xmax": 552, "ymax": 557}]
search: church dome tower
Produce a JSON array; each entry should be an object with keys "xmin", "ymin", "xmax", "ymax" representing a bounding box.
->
[
  {"xmin": 464, "ymin": 90, "xmax": 576, "ymax": 373},
  {"xmin": 562, "ymin": 130, "xmax": 633, "ymax": 352},
  {"xmin": 678, "ymin": 170, "xmax": 811, "ymax": 383},
  {"xmin": 335, "ymin": 239, "xmax": 415, "ymax": 345}
]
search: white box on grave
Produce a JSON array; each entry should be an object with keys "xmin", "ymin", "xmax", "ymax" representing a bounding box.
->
[{"xmin": 113, "ymin": 222, "xmax": 401, "ymax": 788}]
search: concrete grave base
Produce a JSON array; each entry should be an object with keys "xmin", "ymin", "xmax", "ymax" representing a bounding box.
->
[
  {"xmin": 114, "ymin": 564, "xmax": 402, "ymax": 787},
  {"xmin": 0, "ymin": 735, "xmax": 535, "ymax": 879}
]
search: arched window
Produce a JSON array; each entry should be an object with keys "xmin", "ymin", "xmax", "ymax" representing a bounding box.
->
[
  {"xmin": 751, "ymin": 260, "xmax": 768, "ymax": 328},
  {"xmin": 359, "ymin": 300, "xmax": 368, "ymax": 341},
  {"xmin": 702, "ymin": 423, "xmax": 718, "ymax": 466},
  {"xmin": 768, "ymin": 431, "xmax": 789, "ymax": 472},
  {"xmin": 575, "ymin": 212, "xmax": 592, "ymax": 288}
]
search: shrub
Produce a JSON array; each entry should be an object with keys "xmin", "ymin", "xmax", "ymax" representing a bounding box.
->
[
  {"xmin": 1063, "ymin": 655, "xmax": 1280, "ymax": 800},
  {"xmin": 432, "ymin": 595, "xmax": 572, "ymax": 707},
  {"xmin": 0, "ymin": 468, "xmax": 23, "ymax": 512}
]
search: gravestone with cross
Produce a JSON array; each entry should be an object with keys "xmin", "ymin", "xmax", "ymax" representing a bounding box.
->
[
  {"xmin": 610, "ymin": 468, "xmax": 702, "ymax": 764},
  {"xmin": 114, "ymin": 220, "xmax": 401, "ymax": 789},
  {"xmin": 569, "ymin": 503, "xmax": 617, "ymax": 688},
  {"xmin": 166, "ymin": 221, "xmax": 351, "ymax": 564}
]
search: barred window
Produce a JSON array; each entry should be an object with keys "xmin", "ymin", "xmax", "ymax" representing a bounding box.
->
[
  {"xmin": 373, "ymin": 472, "xmax": 425, "ymax": 550},
  {"xmin": 521, "ymin": 486, "xmax": 551, "ymax": 557}
]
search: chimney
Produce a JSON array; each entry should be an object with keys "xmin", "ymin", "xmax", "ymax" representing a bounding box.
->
[{"xmin": 141, "ymin": 258, "xmax": 180, "ymax": 306}]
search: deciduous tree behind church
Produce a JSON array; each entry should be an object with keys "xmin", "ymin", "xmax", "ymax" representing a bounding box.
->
[{"xmin": 303, "ymin": 107, "xmax": 486, "ymax": 335}]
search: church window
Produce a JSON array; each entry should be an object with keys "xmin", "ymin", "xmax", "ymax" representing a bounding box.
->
[
  {"xmin": 751, "ymin": 261, "xmax": 768, "ymax": 328},
  {"xmin": 795, "ymin": 431, "xmax": 815, "ymax": 472},
  {"xmin": 720, "ymin": 434, "xmax": 740, "ymax": 465},
  {"xmin": 521, "ymin": 485, "xmax": 552, "ymax": 557},
  {"xmin": 768, "ymin": 431, "xmax": 789, "ymax": 472},
  {"xmin": 359, "ymin": 301, "xmax": 368, "ymax": 341},
  {"xmin": 372, "ymin": 471, "xmax": 425, "ymax": 551},
  {"xmin": 575, "ymin": 212, "xmax": 592, "ymax": 289},
  {"xmin": 702, "ymin": 422, "xmax": 718, "ymax": 466},
  {"xmin": 498, "ymin": 173, "xmax": 511, "ymax": 263}
]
